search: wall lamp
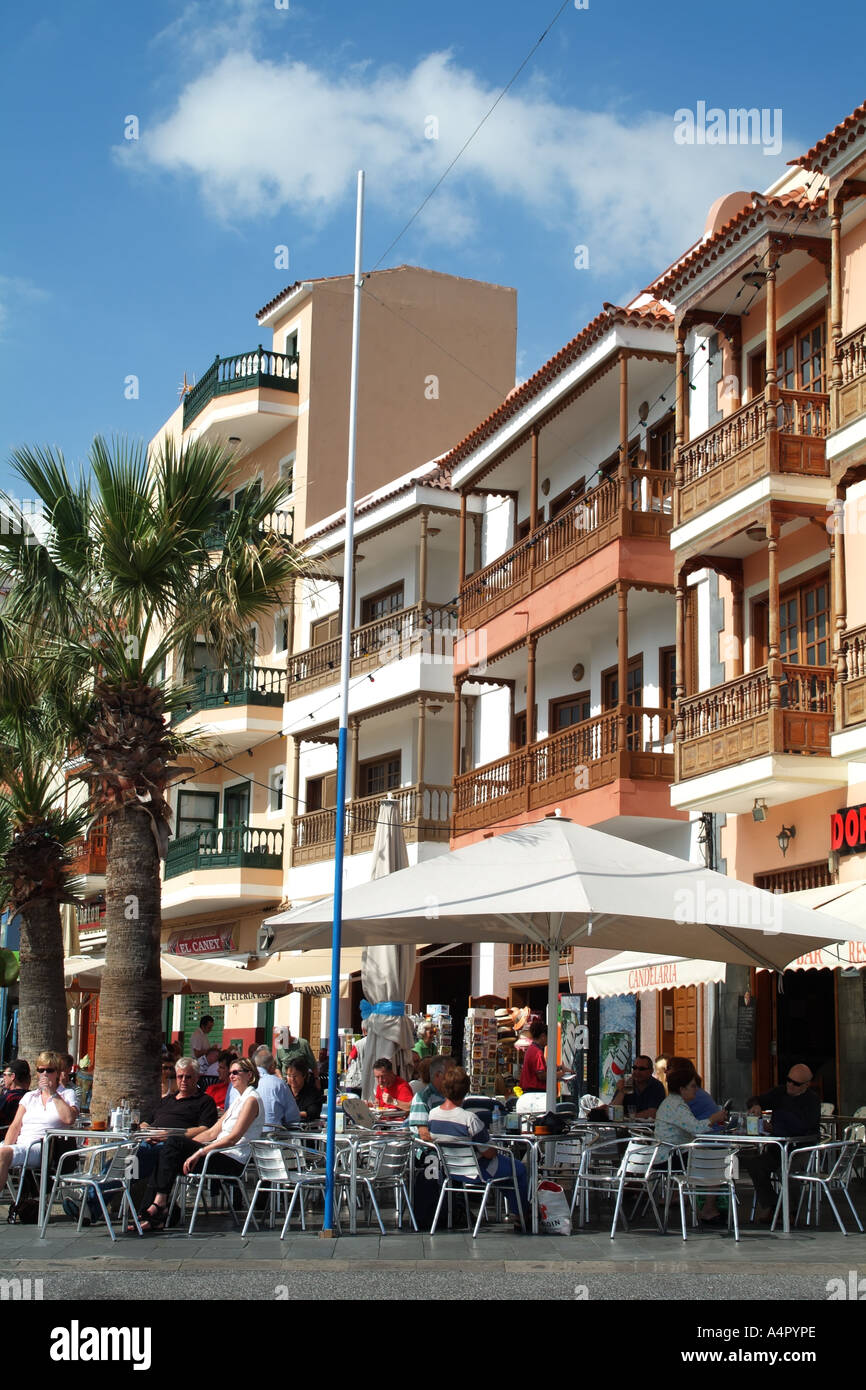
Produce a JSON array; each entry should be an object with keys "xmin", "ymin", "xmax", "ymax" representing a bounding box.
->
[
  {"xmin": 752, "ymin": 798, "xmax": 768, "ymax": 823},
  {"xmin": 777, "ymin": 825, "xmax": 796, "ymax": 857}
]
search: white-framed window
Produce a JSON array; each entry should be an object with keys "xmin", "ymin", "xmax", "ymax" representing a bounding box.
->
[
  {"xmin": 233, "ymin": 476, "xmax": 263, "ymax": 511},
  {"xmin": 285, "ymin": 328, "xmax": 299, "ymax": 359},
  {"xmin": 269, "ymin": 767, "xmax": 286, "ymax": 815},
  {"xmin": 278, "ymin": 453, "xmax": 295, "ymax": 506}
]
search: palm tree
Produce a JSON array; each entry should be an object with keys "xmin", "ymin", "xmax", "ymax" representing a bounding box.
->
[
  {"xmin": 0, "ymin": 437, "xmax": 303, "ymax": 1117},
  {"xmin": 0, "ymin": 639, "xmax": 90, "ymax": 1061}
]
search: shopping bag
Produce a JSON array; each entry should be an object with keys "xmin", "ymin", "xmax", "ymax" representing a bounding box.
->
[{"xmin": 537, "ymin": 1179, "xmax": 571, "ymax": 1235}]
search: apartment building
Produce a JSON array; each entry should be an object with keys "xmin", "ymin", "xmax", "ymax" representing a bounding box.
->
[{"xmin": 70, "ymin": 266, "xmax": 517, "ymax": 1059}]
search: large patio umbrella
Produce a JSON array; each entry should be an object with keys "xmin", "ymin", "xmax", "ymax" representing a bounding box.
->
[
  {"xmin": 359, "ymin": 796, "xmax": 415, "ymax": 1100},
  {"xmin": 64, "ymin": 952, "xmax": 296, "ymax": 998},
  {"xmin": 264, "ymin": 816, "xmax": 866, "ymax": 1107}
]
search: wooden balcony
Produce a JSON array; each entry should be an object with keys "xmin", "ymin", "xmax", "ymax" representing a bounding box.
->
[
  {"xmin": 460, "ymin": 467, "xmax": 672, "ymax": 628},
  {"xmin": 68, "ymin": 818, "xmax": 108, "ymax": 878},
  {"xmin": 676, "ymin": 664, "xmax": 834, "ymax": 781},
  {"xmin": 291, "ymin": 783, "xmax": 452, "ymax": 866},
  {"xmin": 76, "ymin": 901, "xmax": 106, "ymax": 929},
  {"xmin": 183, "ymin": 347, "xmax": 299, "ymax": 429},
  {"xmin": 453, "ymin": 708, "xmax": 673, "ymax": 834},
  {"xmin": 676, "ymin": 390, "xmax": 830, "ymax": 528},
  {"xmin": 165, "ymin": 824, "xmax": 283, "ymax": 880},
  {"xmin": 838, "ymin": 623, "xmax": 866, "ymax": 731},
  {"xmin": 286, "ymin": 602, "xmax": 458, "ymax": 701},
  {"xmin": 508, "ymin": 943, "xmax": 574, "ymax": 971},
  {"xmin": 834, "ymin": 324, "xmax": 866, "ymax": 431}
]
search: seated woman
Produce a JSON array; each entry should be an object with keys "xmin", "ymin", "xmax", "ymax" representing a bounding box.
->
[
  {"xmin": 287, "ymin": 1060, "xmax": 322, "ymax": 1122},
  {"xmin": 654, "ymin": 1060, "xmax": 728, "ymax": 1225},
  {"xmin": 136, "ymin": 1056, "xmax": 265, "ymax": 1231},
  {"xmin": 0, "ymin": 1060, "xmax": 31, "ymax": 1138},
  {"xmin": 0, "ymin": 1051, "xmax": 78, "ymax": 1189},
  {"xmin": 428, "ymin": 1066, "xmax": 529, "ymax": 1221}
]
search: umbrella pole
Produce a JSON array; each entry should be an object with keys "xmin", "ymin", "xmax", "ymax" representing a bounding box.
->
[
  {"xmin": 546, "ymin": 944, "xmax": 560, "ymax": 1111},
  {"xmin": 323, "ymin": 170, "xmax": 365, "ymax": 1238}
]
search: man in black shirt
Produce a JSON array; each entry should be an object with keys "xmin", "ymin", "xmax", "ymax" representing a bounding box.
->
[
  {"xmin": 135, "ymin": 1059, "xmax": 218, "ymax": 1189},
  {"xmin": 740, "ymin": 1062, "xmax": 821, "ymax": 1221},
  {"xmin": 611, "ymin": 1055, "xmax": 666, "ymax": 1119}
]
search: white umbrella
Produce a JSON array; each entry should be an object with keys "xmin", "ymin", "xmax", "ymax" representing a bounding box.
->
[
  {"xmin": 64, "ymin": 952, "xmax": 296, "ymax": 998},
  {"xmin": 265, "ymin": 816, "xmax": 866, "ymax": 1107},
  {"xmin": 359, "ymin": 796, "xmax": 415, "ymax": 1101}
]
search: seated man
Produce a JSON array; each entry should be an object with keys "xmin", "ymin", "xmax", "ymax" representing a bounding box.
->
[
  {"xmin": 198, "ymin": 1046, "xmax": 221, "ymax": 1080},
  {"xmin": 739, "ymin": 1062, "xmax": 821, "ymax": 1222},
  {"xmin": 372, "ymin": 1058, "xmax": 414, "ymax": 1115},
  {"xmin": 611, "ymin": 1054, "xmax": 666, "ymax": 1119},
  {"xmin": 408, "ymin": 1055, "xmax": 451, "ymax": 1142},
  {"xmin": 135, "ymin": 1057, "xmax": 219, "ymax": 1182},
  {"xmin": 253, "ymin": 1048, "xmax": 301, "ymax": 1128},
  {"xmin": 205, "ymin": 1051, "xmax": 237, "ymax": 1111},
  {"xmin": 428, "ymin": 1066, "xmax": 529, "ymax": 1221}
]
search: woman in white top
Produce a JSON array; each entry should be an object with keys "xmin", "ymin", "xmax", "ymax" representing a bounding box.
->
[
  {"xmin": 0, "ymin": 1050, "xmax": 78, "ymax": 1190},
  {"xmin": 137, "ymin": 1056, "xmax": 264, "ymax": 1231}
]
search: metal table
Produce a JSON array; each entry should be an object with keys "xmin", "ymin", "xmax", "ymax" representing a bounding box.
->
[{"xmin": 679, "ymin": 1130, "xmax": 808, "ymax": 1234}]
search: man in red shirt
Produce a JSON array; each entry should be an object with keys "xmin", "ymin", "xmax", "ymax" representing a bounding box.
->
[
  {"xmin": 519, "ymin": 1021, "xmax": 564, "ymax": 1093},
  {"xmin": 373, "ymin": 1059, "xmax": 414, "ymax": 1114}
]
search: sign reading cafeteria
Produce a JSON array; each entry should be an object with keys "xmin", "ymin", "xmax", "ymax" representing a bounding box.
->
[
  {"xmin": 167, "ymin": 926, "xmax": 236, "ymax": 956},
  {"xmin": 830, "ymin": 803, "xmax": 866, "ymax": 855}
]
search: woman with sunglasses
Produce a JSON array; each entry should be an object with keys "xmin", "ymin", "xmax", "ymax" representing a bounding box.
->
[
  {"xmin": 0, "ymin": 1050, "xmax": 78, "ymax": 1192},
  {"xmin": 137, "ymin": 1057, "xmax": 265, "ymax": 1232}
]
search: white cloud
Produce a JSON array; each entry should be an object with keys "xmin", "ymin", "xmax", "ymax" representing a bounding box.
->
[
  {"xmin": 0, "ymin": 276, "xmax": 50, "ymax": 338},
  {"xmin": 115, "ymin": 48, "xmax": 806, "ymax": 276}
]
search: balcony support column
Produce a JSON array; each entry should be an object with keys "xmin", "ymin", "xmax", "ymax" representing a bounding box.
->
[
  {"xmin": 619, "ymin": 352, "xmax": 629, "ymax": 513},
  {"xmin": 616, "ymin": 582, "xmax": 629, "ymax": 763},
  {"xmin": 674, "ymin": 324, "xmax": 688, "ymax": 526},
  {"xmin": 451, "ymin": 679, "xmax": 464, "ymax": 791},
  {"xmin": 418, "ymin": 510, "xmax": 429, "ymax": 610},
  {"xmin": 731, "ymin": 580, "xmax": 744, "ymax": 679},
  {"xmin": 290, "ymin": 735, "xmax": 302, "ymax": 847},
  {"xmin": 833, "ymin": 484, "xmax": 848, "ymax": 688},
  {"xmin": 765, "ymin": 250, "xmax": 779, "ymax": 430},
  {"xmin": 526, "ymin": 635, "xmax": 537, "ymax": 745},
  {"xmin": 767, "ymin": 521, "xmax": 782, "ymax": 744},
  {"xmin": 458, "ymin": 491, "xmax": 468, "ymax": 589},
  {"xmin": 675, "ymin": 573, "xmax": 685, "ymax": 748},
  {"xmin": 473, "ymin": 513, "xmax": 483, "ymax": 572},
  {"xmin": 530, "ymin": 427, "xmax": 539, "ymax": 535},
  {"xmin": 286, "ymin": 576, "xmax": 296, "ymax": 657},
  {"xmin": 417, "ymin": 697, "xmax": 427, "ymax": 786},
  {"xmin": 830, "ymin": 193, "xmax": 844, "ymax": 394}
]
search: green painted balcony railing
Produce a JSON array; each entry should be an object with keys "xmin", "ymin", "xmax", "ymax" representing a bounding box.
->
[
  {"xmin": 202, "ymin": 508, "xmax": 294, "ymax": 551},
  {"xmin": 182, "ymin": 664, "xmax": 285, "ymax": 717},
  {"xmin": 182, "ymin": 347, "xmax": 300, "ymax": 429},
  {"xmin": 165, "ymin": 824, "xmax": 284, "ymax": 880}
]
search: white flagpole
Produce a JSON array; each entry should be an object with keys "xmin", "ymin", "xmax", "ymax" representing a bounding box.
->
[{"xmin": 323, "ymin": 170, "xmax": 365, "ymax": 1235}]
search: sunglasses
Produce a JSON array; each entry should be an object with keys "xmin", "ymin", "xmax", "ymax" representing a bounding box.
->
[
  {"xmin": 786, "ymin": 1076, "xmax": 808, "ymax": 1085},
  {"xmin": 37, "ymin": 1067, "xmax": 57, "ymax": 1074}
]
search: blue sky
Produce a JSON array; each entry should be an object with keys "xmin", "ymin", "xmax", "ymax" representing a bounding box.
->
[{"xmin": 1, "ymin": 0, "xmax": 864, "ymax": 495}]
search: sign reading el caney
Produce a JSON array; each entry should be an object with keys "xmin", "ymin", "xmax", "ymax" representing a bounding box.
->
[{"xmin": 167, "ymin": 926, "xmax": 236, "ymax": 956}]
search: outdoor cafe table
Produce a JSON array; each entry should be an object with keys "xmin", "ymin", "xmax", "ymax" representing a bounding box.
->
[
  {"xmin": 281, "ymin": 1123, "xmax": 410, "ymax": 1234},
  {"xmin": 677, "ymin": 1130, "xmax": 807, "ymax": 1234},
  {"xmin": 497, "ymin": 1121, "xmax": 653, "ymax": 1234},
  {"xmin": 37, "ymin": 1126, "xmax": 190, "ymax": 1231}
]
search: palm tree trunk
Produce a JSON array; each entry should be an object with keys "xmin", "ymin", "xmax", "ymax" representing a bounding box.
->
[
  {"xmin": 17, "ymin": 899, "xmax": 69, "ymax": 1063},
  {"xmin": 89, "ymin": 806, "xmax": 163, "ymax": 1122}
]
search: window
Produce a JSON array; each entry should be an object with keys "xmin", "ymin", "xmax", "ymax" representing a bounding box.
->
[
  {"xmin": 306, "ymin": 774, "xmax": 337, "ymax": 813},
  {"xmin": 358, "ymin": 753, "xmax": 401, "ymax": 798},
  {"xmin": 360, "ymin": 585, "xmax": 404, "ymax": 625},
  {"xmin": 549, "ymin": 481, "xmax": 585, "ymax": 519},
  {"xmin": 275, "ymin": 610, "xmax": 289, "ymax": 654},
  {"xmin": 285, "ymin": 330, "xmax": 299, "ymax": 359},
  {"xmin": 176, "ymin": 791, "xmax": 218, "ymax": 840},
  {"xmin": 774, "ymin": 573, "xmax": 830, "ymax": 667},
  {"xmin": 269, "ymin": 770, "xmax": 285, "ymax": 814},
  {"xmin": 660, "ymin": 647, "xmax": 676, "ymax": 708},
  {"xmin": 310, "ymin": 612, "xmax": 340, "ymax": 647},
  {"xmin": 549, "ymin": 693, "xmax": 591, "ymax": 731},
  {"xmin": 602, "ymin": 656, "xmax": 643, "ymax": 751},
  {"xmin": 223, "ymin": 783, "xmax": 250, "ymax": 827},
  {"xmin": 233, "ymin": 478, "xmax": 262, "ymax": 511},
  {"xmin": 649, "ymin": 419, "xmax": 675, "ymax": 471},
  {"xmin": 749, "ymin": 316, "xmax": 826, "ymax": 406},
  {"xmin": 278, "ymin": 454, "xmax": 295, "ymax": 506}
]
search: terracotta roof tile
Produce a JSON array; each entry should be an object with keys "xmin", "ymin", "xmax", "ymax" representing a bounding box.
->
[
  {"xmin": 791, "ymin": 100, "xmax": 866, "ymax": 171},
  {"xmin": 650, "ymin": 190, "xmax": 827, "ymax": 298},
  {"xmin": 305, "ymin": 460, "xmax": 455, "ymax": 543}
]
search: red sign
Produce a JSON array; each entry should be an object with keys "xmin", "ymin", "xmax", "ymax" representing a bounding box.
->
[
  {"xmin": 166, "ymin": 927, "xmax": 235, "ymax": 957},
  {"xmin": 829, "ymin": 804, "xmax": 866, "ymax": 855},
  {"xmin": 628, "ymin": 963, "xmax": 678, "ymax": 990}
]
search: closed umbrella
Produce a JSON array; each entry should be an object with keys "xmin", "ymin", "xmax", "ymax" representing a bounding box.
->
[
  {"xmin": 360, "ymin": 796, "xmax": 416, "ymax": 1101},
  {"xmin": 265, "ymin": 815, "xmax": 866, "ymax": 1108}
]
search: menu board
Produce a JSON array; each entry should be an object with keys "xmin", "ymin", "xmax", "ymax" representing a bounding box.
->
[{"xmin": 736, "ymin": 998, "xmax": 757, "ymax": 1062}]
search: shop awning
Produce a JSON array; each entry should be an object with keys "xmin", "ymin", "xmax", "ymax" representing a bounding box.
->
[{"xmin": 586, "ymin": 952, "xmax": 727, "ymax": 999}]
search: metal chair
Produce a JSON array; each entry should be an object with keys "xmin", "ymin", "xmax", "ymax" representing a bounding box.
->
[
  {"xmin": 39, "ymin": 1141, "xmax": 142, "ymax": 1242},
  {"xmin": 537, "ymin": 1133, "xmax": 586, "ymax": 1214},
  {"xmin": 241, "ymin": 1140, "xmax": 338, "ymax": 1237},
  {"xmin": 343, "ymin": 1138, "xmax": 418, "ymax": 1233},
  {"xmin": 773, "ymin": 1140, "xmax": 864, "ymax": 1235},
  {"xmin": 576, "ymin": 1138, "xmax": 668, "ymax": 1238},
  {"xmin": 168, "ymin": 1151, "xmax": 254, "ymax": 1236},
  {"xmin": 4, "ymin": 1137, "xmax": 45, "ymax": 1207},
  {"xmin": 430, "ymin": 1141, "xmax": 526, "ymax": 1237},
  {"xmin": 669, "ymin": 1141, "xmax": 740, "ymax": 1241}
]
